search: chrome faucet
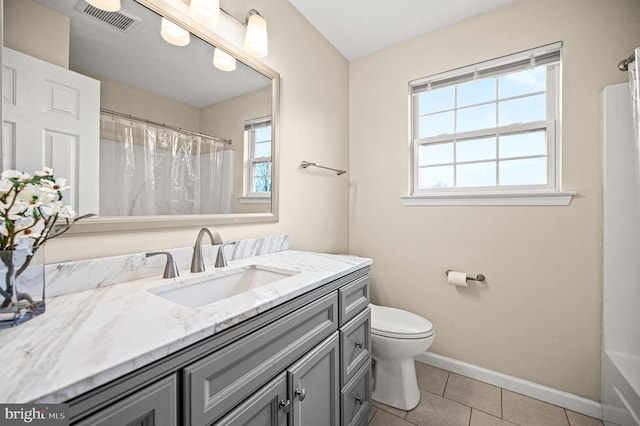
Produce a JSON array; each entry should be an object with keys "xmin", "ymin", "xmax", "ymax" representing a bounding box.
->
[{"xmin": 190, "ymin": 228, "xmax": 220, "ymax": 273}]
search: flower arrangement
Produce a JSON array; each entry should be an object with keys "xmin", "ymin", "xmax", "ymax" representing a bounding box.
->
[
  {"xmin": 0, "ymin": 167, "xmax": 81, "ymax": 252},
  {"xmin": 0, "ymin": 167, "xmax": 91, "ymax": 327}
]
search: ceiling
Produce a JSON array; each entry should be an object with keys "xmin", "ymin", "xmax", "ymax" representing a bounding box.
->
[{"xmin": 286, "ymin": 0, "xmax": 521, "ymax": 60}]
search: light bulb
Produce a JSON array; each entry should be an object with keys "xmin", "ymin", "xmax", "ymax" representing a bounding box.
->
[
  {"xmin": 244, "ymin": 10, "xmax": 268, "ymax": 58},
  {"xmin": 86, "ymin": 0, "xmax": 121, "ymax": 12},
  {"xmin": 213, "ymin": 48, "xmax": 236, "ymax": 72},
  {"xmin": 160, "ymin": 18, "xmax": 190, "ymax": 47},
  {"xmin": 190, "ymin": 0, "xmax": 220, "ymax": 28}
]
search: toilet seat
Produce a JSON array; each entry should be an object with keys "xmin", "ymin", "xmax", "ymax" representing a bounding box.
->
[{"xmin": 370, "ymin": 304, "xmax": 434, "ymax": 339}]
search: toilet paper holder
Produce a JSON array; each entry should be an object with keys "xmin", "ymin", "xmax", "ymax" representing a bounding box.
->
[{"xmin": 445, "ymin": 270, "xmax": 486, "ymax": 282}]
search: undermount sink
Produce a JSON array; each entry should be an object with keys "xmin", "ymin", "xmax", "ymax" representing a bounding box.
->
[{"xmin": 147, "ymin": 264, "xmax": 300, "ymax": 308}]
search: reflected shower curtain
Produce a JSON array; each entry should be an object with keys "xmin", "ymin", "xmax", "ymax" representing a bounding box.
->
[{"xmin": 99, "ymin": 114, "xmax": 234, "ymax": 216}]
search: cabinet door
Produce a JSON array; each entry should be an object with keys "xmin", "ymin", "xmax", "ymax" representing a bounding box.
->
[
  {"xmin": 73, "ymin": 375, "xmax": 177, "ymax": 426},
  {"xmin": 288, "ymin": 332, "xmax": 339, "ymax": 426},
  {"xmin": 215, "ymin": 372, "xmax": 289, "ymax": 426}
]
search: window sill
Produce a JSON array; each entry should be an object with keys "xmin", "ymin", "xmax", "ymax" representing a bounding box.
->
[
  {"xmin": 239, "ymin": 196, "xmax": 271, "ymax": 204},
  {"xmin": 401, "ymin": 190, "xmax": 575, "ymax": 206}
]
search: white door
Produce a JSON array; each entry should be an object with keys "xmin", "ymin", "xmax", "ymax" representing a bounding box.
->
[{"xmin": 2, "ymin": 47, "xmax": 100, "ymax": 215}]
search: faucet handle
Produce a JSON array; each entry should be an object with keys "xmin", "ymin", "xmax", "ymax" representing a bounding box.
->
[
  {"xmin": 215, "ymin": 241, "xmax": 237, "ymax": 268},
  {"xmin": 146, "ymin": 252, "xmax": 179, "ymax": 278}
]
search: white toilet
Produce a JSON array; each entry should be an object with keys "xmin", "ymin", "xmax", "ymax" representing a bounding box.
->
[{"xmin": 370, "ymin": 303, "xmax": 435, "ymax": 410}]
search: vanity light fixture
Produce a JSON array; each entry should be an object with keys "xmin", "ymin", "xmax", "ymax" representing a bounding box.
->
[
  {"xmin": 85, "ymin": 0, "xmax": 121, "ymax": 12},
  {"xmin": 160, "ymin": 17, "xmax": 190, "ymax": 46},
  {"xmin": 213, "ymin": 48, "xmax": 237, "ymax": 72},
  {"xmin": 189, "ymin": 0, "xmax": 220, "ymax": 28},
  {"xmin": 244, "ymin": 9, "xmax": 268, "ymax": 58}
]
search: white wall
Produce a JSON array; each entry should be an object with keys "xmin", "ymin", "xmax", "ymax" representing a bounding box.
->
[
  {"xmin": 44, "ymin": 0, "xmax": 351, "ymax": 260},
  {"xmin": 349, "ymin": 0, "xmax": 640, "ymax": 400}
]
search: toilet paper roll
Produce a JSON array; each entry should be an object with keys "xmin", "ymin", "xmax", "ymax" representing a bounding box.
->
[{"xmin": 447, "ymin": 271, "xmax": 468, "ymax": 287}]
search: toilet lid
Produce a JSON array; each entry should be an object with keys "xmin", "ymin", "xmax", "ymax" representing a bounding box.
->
[{"xmin": 370, "ymin": 304, "xmax": 434, "ymax": 339}]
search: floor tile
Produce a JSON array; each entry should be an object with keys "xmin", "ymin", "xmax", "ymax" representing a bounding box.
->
[
  {"xmin": 471, "ymin": 409, "xmax": 518, "ymax": 426},
  {"xmin": 566, "ymin": 410, "xmax": 604, "ymax": 426},
  {"xmin": 502, "ymin": 390, "xmax": 569, "ymax": 426},
  {"xmin": 369, "ymin": 409, "xmax": 415, "ymax": 426},
  {"xmin": 444, "ymin": 373, "xmax": 502, "ymax": 417},
  {"xmin": 415, "ymin": 361, "xmax": 449, "ymax": 396},
  {"xmin": 368, "ymin": 406, "xmax": 378, "ymax": 423},
  {"xmin": 372, "ymin": 400, "xmax": 408, "ymax": 419},
  {"xmin": 405, "ymin": 390, "xmax": 472, "ymax": 426}
]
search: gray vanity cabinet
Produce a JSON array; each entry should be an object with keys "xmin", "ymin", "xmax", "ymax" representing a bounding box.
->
[{"xmin": 67, "ymin": 267, "xmax": 371, "ymax": 426}]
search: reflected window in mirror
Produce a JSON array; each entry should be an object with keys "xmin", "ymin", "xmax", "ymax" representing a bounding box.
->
[{"xmin": 243, "ymin": 116, "xmax": 272, "ymax": 202}]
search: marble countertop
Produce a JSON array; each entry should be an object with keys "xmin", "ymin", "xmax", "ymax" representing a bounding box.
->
[{"xmin": 0, "ymin": 249, "xmax": 371, "ymax": 404}]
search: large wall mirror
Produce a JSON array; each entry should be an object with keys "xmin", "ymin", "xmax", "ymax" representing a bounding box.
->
[{"xmin": 1, "ymin": 0, "xmax": 279, "ymax": 232}]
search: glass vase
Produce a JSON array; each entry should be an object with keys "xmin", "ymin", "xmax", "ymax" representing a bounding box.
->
[{"xmin": 0, "ymin": 247, "xmax": 45, "ymax": 328}]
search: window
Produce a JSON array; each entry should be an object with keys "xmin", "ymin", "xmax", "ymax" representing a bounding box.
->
[
  {"xmin": 244, "ymin": 116, "xmax": 272, "ymax": 200},
  {"xmin": 405, "ymin": 42, "xmax": 573, "ymax": 206}
]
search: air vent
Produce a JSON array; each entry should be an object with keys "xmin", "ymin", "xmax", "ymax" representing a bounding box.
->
[{"xmin": 74, "ymin": 1, "xmax": 142, "ymax": 33}]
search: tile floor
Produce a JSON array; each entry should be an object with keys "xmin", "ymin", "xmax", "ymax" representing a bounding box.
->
[{"xmin": 367, "ymin": 362, "xmax": 603, "ymax": 426}]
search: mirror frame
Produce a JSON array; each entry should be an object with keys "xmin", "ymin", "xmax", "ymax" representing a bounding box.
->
[{"xmin": 0, "ymin": 0, "xmax": 280, "ymax": 233}]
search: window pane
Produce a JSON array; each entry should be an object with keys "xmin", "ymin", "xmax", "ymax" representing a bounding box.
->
[
  {"xmin": 255, "ymin": 126, "xmax": 271, "ymax": 142},
  {"xmin": 457, "ymin": 77, "xmax": 496, "ymax": 107},
  {"xmin": 499, "ymin": 67, "xmax": 546, "ymax": 99},
  {"xmin": 498, "ymin": 94, "xmax": 546, "ymax": 126},
  {"xmin": 253, "ymin": 162, "xmax": 272, "ymax": 192},
  {"xmin": 456, "ymin": 103, "xmax": 496, "ymax": 133},
  {"xmin": 457, "ymin": 137, "xmax": 496, "ymax": 162},
  {"xmin": 419, "ymin": 111, "xmax": 454, "ymax": 138},
  {"xmin": 419, "ymin": 143, "xmax": 453, "ymax": 166},
  {"xmin": 499, "ymin": 131, "xmax": 545, "ymax": 159},
  {"xmin": 419, "ymin": 87, "xmax": 454, "ymax": 114},
  {"xmin": 254, "ymin": 140, "xmax": 271, "ymax": 158},
  {"xmin": 457, "ymin": 162, "xmax": 496, "ymax": 187},
  {"xmin": 499, "ymin": 157, "xmax": 546, "ymax": 186},
  {"xmin": 419, "ymin": 165, "xmax": 453, "ymax": 189}
]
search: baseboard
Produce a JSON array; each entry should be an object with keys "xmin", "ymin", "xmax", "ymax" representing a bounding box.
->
[{"xmin": 416, "ymin": 352, "xmax": 602, "ymax": 419}]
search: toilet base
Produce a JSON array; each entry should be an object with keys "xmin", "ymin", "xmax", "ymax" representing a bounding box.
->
[{"xmin": 372, "ymin": 356, "xmax": 421, "ymax": 410}]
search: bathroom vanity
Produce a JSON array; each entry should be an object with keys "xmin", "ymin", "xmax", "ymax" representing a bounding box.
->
[{"xmin": 0, "ymin": 240, "xmax": 372, "ymax": 426}]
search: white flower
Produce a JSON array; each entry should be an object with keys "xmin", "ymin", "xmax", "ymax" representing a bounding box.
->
[
  {"xmin": 1, "ymin": 170, "xmax": 30, "ymax": 180},
  {"xmin": 0, "ymin": 179, "xmax": 13, "ymax": 196},
  {"xmin": 35, "ymin": 167, "xmax": 54, "ymax": 177},
  {"xmin": 41, "ymin": 177, "xmax": 69, "ymax": 193},
  {"xmin": 58, "ymin": 205, "xmax": 77, "ymax": 219},
  {"xmin": 5, "ymin": 202, "xmax": 32, "ymax": 220}
]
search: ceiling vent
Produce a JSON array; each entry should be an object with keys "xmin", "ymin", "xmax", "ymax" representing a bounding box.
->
[{"xmin": 73, "ymin": 1, "xmax": 142, "ymax": 33}]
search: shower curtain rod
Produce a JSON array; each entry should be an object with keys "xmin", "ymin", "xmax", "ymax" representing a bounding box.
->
[
  {"xmin": 618, "ymin": 52, "xmax": 635, "ymax": 71},
  {"xmin": 100, "ymin": 108, "xmax": 232, "ymax": 145}
]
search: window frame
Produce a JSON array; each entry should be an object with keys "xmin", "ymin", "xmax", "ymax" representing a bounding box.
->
[
  {"xmin": 404, "ymin": 42, "xmax": 574, "ymax": 206},
  {"xmin": 244, "ymin": 116, "xmax": 272, "ymax": 200}
]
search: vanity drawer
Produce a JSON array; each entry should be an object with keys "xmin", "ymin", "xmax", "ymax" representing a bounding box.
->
[
  {"xmin": 338, "ymin": 275, "xmax": 369, "ymax": 326},
  {"xmin": 341, "ymin": 358, "xmax": 372, "ymax": 426},
  {"xmin": 73, "ymin": 374, "xmax": 177, "ymax": 426},
  {"xmin": 183, "ymin": 292, "xmax": 338, "ymax": 426},
  {"xmin": 340, "ymin": 307, "xmax": 371, "ymax": 386}
]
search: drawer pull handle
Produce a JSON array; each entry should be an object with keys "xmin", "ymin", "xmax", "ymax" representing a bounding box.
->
[
  {"xmin": 279, "ymin": 399, "xmax": 291, "ymax": 413},
  {"xmin": 295, "ymin": 388, "xmax": 307, "ymax": 401},
  {"xmin": 355, "ymin": 340, "xmax": 363, "ymax": 349},
  {"xmin": 355, "ymin": 395, "xmax": 364, "ymax": 405}
]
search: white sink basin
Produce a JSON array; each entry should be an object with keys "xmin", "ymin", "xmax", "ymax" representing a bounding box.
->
[{"xmin": 147, "ymin": 264, "xmax": 300, "ymax": 308}]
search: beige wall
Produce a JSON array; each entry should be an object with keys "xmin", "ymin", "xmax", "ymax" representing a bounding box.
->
[
  {"xmin": 199, "ymin": 86, "xmax": 272, "ymax": 214},
  {"xmin": 349, "ymin": 0, "xmax": 640, "ymax": 400},
  {"xmin": 43, "ymin": 0, "xmax": 350, "ymax": 260},
  {"xmin": 3, "ymin": 0, "xmax": 69, "ymax": 68}
]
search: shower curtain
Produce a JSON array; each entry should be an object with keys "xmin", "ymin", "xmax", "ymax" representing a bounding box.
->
[{"xmin": 99, "ymin": 114, "xmax": 234, "ymax": 216}]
